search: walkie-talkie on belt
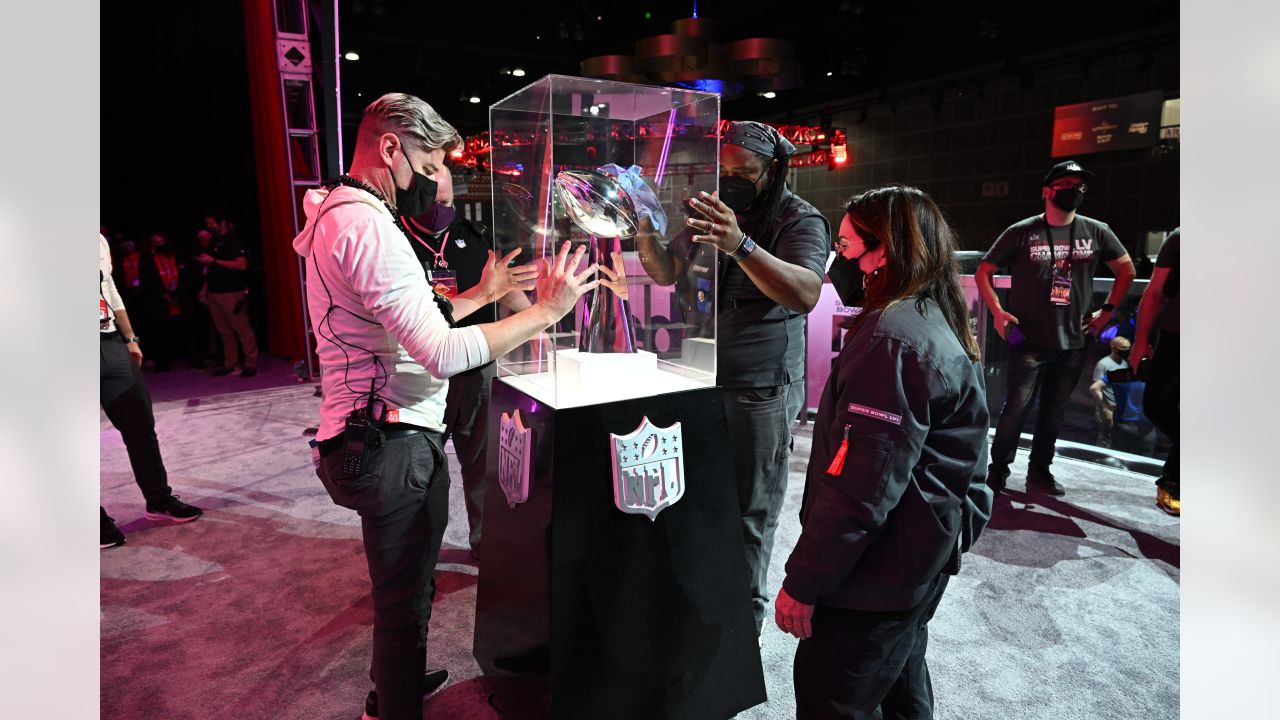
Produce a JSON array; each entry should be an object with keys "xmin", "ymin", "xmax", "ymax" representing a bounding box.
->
[{"xmin": 341, "ymin": 379, "xmax": 381, "ymax": 475}]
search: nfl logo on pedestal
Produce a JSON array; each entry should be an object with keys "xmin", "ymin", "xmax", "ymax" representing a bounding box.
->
[
  {"xmin": 610, "ymin": 416, "xmax": 685, "ymax": 521},
  {"xmin": 498, "ymin": 410, "xmax": 531, "ymax": 508}
]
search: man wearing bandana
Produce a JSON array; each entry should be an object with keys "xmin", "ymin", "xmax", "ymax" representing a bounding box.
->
[
  {"xmin": 636, "ymin": 120, "xmax": 831, "ymax": 638},
  {"xmin": 976, "ymin": 160, "xmax": 1135, "ymax": 496}
]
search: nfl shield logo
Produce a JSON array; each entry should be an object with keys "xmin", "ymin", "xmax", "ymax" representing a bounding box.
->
[
  {"xmin": 498, "ymin": 410, "xmax": 532, "ymax": 508},
  {"xmin": 610, "ymin": 416, "xmax": 685, "ymax": 521}
]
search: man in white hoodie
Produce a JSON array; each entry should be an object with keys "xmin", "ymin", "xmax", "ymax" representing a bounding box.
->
[{"xmin": 294, "ymin": 93, "xmax": 597, "ymax": 720}]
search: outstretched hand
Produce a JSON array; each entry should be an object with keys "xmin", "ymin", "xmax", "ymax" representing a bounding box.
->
[
  {"xmin": 477, "ymin": 248, "xmax": 539, "ymax": 302},
  {"xmin": 598, "ymin": 251, "xmax": 629, "ymax": 300},
  {"xmin": 535, "ymin": 242, "xmax": 599, "ymax": 321}
]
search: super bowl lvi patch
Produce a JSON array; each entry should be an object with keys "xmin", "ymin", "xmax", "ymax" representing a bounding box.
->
[{"xmin": 847, "ymin": 403, "xmax": 902, "ymax": 426}]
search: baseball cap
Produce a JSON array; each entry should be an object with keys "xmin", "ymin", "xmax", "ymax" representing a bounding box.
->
[{"xmin": 1043, "ymin": 160, "xmax": 1096, "ymax": 187}]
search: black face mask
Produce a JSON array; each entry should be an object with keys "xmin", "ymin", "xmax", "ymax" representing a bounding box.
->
[
  {"xmin": 394, "ymin": 140, "xmax": 438, "ymax": 217},
  {"xmin": 719, "ymin": 173, "xmax": 764, "ymax": 213},
  {"xmin": 828, "ymin": 250, "xmax": 875, "ymax": 306},
  {"xmin": 1050, "ymin": 187, "xmax": 1085, "ymax": 212}
]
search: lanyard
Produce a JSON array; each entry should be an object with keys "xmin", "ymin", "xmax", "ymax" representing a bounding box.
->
[
  {"xmin": 407, "ymin": 225, "xmax": 450, "ymax": 269},
  {"xmin": 1043, "ymin": 215, "xmax": 1077, "ymax": 267}
]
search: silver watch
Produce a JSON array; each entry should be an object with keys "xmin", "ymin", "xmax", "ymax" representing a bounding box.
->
[{"xmin": 124, "ymin": 336, "xmax": 141, "ymax": 344}]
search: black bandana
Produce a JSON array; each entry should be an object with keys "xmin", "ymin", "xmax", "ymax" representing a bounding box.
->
[{"xmin": 723, "ymin": 121, "xmax": 796, "ymax": 159}]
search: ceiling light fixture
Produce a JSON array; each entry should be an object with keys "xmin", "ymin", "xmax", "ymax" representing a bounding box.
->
[
  {"xmin": 469, "ymin": 96, "xmax": 481, "ymax": 104},
  {"xmin": 512, "ymin": 68, "xmax": 526, "ymax": 77},
  {"xmin": 344, "ymin": 51, "xmax": 360, "ymax": 61},
  {"xmin": 762, "ymin": 91, "xmax": 777, "ymax": 99}
]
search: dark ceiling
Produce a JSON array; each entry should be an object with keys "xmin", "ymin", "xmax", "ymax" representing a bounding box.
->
[{"xmin": 338, "ymin": 0, "xmax": 1178, "ymax": 137}]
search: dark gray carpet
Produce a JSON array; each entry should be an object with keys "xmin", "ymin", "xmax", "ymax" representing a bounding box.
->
[{"xmin": 100, "ymin": 381, "xmax": 1178, "ymax": 719}]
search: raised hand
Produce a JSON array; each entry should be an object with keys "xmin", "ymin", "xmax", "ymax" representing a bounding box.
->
[
  {"xmin": 686, "ymin": 191, "xmax": 744, "ymax": 253},
  {"xmin": 534, "ymin": 242, "xmax": 600, "ymax": 321},
  {"xmin": 598, "ymin": 251, "xmax": 629, "ymax": 300},
  {"xmin": 478, "ymin": 247, "xmax": 539, "ymax": 302}
]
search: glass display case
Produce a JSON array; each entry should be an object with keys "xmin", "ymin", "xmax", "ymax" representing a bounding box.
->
[{"xmin": 489, "ymin": 75, "xmax": 720, "ymax": 409}]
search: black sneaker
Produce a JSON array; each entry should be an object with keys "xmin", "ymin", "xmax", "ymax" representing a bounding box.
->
[
  {"xmin": 211, "ymin": 367, "xmax": 236, "ymax": 377},
  {"xmin": 362, "ymin": 669, "xmax": 449, "ymax": 719},
  {"xmin": 492, "ymin": 643, "xmax": 551, "ymax": 678},
  {"xmin": 985, "ymin": 466, "xmax": 1009, "ymax": 494},
  {"xmin": 1026, "ymin": 465, "xmax": 1065, "ymax": 496},
  {"xmin": 101, "ymin": 508, "xmax": 126, "ymax": 549},
  {"xmin": 144, "ymin": 495, "xmax": 203, "ymax": 523},
  {"xmin": 239, "ymin": 368, "xmax": 257, "ymax": 379}
]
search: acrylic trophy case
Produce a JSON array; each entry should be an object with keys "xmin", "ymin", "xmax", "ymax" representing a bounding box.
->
[{"xmin": 473, "ymin": 76, "xmax": 765, "ymax": 720}]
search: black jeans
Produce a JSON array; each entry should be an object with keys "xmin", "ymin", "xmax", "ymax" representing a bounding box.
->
[
  {"xmin": 442, "ymin": 362, "xmax": 494, "ymax": 554},
  {"xmin": 989, "ymin": 345, "xmax": 1087, "ymax": 475},
  {"xmin": 1143, "ymin": 332, "xmax": 1180, "ymax": 492},
  {"xmin": 723, "ymin": 378, "xmax": 806, "ymax": 633},
  {"xmin": 100, "ymin": 333, "xmax": 173, "ymax": 506},
  {"xmin": 317, "ymin": 430, "xmax": 450, "ymax": 720},
  {"xmin": 794, "ymin": 574, "xmax": 951, "ymax": 720}
]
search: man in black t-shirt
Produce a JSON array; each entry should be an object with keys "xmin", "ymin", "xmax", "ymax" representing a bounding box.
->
[
  {"xmin": 976, "ymin": 160, "xmax": 1136, "ymax": 495},
  {"xmin": 196, "ymin": 214, "xmax": 259, "ymax": 377},
  {"xmin": 406, "ymin": 169, "xmax": 534, "ymax": 556},
  {"xmin": 636, "ymin": 121, "xmax": 831, "ymax": 636},
  {"xmin": 1131, "ymin": 228, "xmax": 1179, "ymax": 515}
]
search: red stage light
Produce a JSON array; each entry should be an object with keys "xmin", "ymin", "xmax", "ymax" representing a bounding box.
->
[
  {"xmin": 450, "ymin": 148, "xmax": 465, "ymax": 159},
  {"xmin": 832, "ymin": 143, "xmax": 848, "ymax": 164}
]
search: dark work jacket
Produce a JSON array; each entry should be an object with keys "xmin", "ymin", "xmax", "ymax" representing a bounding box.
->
[{"xmin": 782, "ymin": 298, "xmax": 993, "ymax": 611}]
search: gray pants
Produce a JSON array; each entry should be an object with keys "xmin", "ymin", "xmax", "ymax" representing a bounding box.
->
[
  {"xmin": 723, "ymin": 378, "xmax": 806, "ymax": 633},
  {"xmin": 442, "ymin": 362, "xmax": 495, "ymax": 554},
  {"xmin": 317, "ymin": 431, "xmax": 450, "ymax": 720}
]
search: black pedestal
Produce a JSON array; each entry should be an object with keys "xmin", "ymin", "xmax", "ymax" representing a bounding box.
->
[{"xmin": 474, "ymin": 380, "xmax": 766, "ymax": 720}]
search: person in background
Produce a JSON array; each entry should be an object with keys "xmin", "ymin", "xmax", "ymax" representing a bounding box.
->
[
  {"xmin": 976, "ymin": 160, "xmax": 1136, "ymax": 496},
  {"xmin": 776, "ymin": 186, "xmax": 992, "ymax": 719},
  {"xmin": 196, "ymin": 213, "xmax": 258, "ymax": 378},
  {"xmin": 100, "ymin": 234, "xmax": 203, "ymax": 548},
  {"xmin": 1130, "ymin": 228, "xmax": 1180, "ymax": 516},
  {"xmin": 137, "ymin": 232, "xmax": 186, "ymax": 372},
  {"xmin": 405, "ymin": 167, "xmax": 535, "ymax": 559},
  {"xmin": 186, "ymin": 228, "xmax": 219, "ymax": 368},
  {"xmin": 1090, "ymin": 336, "xmax": 1131, "ymax": 448}
]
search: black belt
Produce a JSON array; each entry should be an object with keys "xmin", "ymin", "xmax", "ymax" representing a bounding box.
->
[
  {"xmin": 723, "ymin": 297, "xmax": 773, "ymax": 309},
  {"xmin": 317, "ymin": 423, "xmax": 440, "ymax": 456},
  {"xmin": 101, "ymin": 330, "xmax": 119, "ymax": 341}
]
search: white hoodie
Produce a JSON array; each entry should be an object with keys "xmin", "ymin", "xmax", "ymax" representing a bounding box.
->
[{"xmin": 293, "ymin": 185, "xmax": 489, "ymax": 440}]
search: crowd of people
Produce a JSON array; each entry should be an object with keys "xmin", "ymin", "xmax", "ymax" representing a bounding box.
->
[
  {"xmin": 100, "ymin": 91, "xmax": 1179, "ymax": 719},
  {"xmin": 100, "ymin": 213, "xmax": 257, "ymax": 377}
]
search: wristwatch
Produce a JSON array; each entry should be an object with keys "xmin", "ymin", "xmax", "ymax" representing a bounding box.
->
[
  {"xmin": 123, "ymin": 336, "xmax": 141, "ymax": 344},
  {"xmin": 1100, "ymin": 303, "xmax": 1115, "ymax": 312}
]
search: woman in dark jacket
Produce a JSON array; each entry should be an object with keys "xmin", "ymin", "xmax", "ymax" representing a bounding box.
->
[{"xmin": 775, "ymin": 186, "xmax": 993, "ymax": 719}]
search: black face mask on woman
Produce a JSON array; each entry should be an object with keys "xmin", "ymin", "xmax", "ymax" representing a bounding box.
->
[
  {"xmin": 827, "ymin": 249, "xmax": 880, "ymax": 306},
  {"xmin": 719, "ymin": 172, "xmax": 765, "ymax": 213},
  {"xmin": 394, "ymin": 139, "xmax": 438, "ymax": 217}
]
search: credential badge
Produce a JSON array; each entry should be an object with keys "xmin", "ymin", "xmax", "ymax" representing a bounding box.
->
[
  {"xmin": 610, "ymin": 416, "xmax": 685, "ymax": 521},
  {"xmin": 498, "ymin": 409, "xmax": 532, "ymax": 508}
]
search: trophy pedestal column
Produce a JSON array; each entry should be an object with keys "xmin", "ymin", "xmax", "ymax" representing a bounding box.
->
[{"xmin": 473, "ymin": 379, "xmax": 766, "ymax": 720}]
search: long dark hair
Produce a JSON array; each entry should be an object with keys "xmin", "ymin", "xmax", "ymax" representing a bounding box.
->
[
  {"xmin": 753, "ymin": 150, "xmax": 790, "ymax": 241},
  {"xmin": 844, "ymin": 185, "xmax": 980, "ymax": 361}
]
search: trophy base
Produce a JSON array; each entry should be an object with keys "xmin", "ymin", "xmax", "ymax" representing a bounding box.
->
[{"xmin": 500, "ymin": 349, "xmax": 705, "ymax": 409}]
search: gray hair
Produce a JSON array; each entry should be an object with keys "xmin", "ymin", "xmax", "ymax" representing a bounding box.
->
[{"xmin": 362, "ymin": 92, "xmax": 462, "ymax": 153}]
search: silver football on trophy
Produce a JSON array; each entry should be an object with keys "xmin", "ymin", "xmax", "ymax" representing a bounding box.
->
[{"xmin": 554, "ymin": 170, "xmax": 639, "ymax": 238}]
